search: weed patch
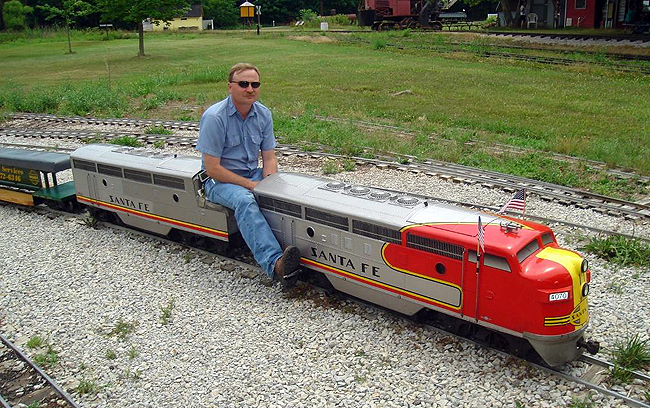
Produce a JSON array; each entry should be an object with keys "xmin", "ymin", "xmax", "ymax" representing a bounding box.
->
[
  {"xmin": 609, "ymin": 334, "xmax": 650, "ymax": 384},
  {"xmin": 160, "ymin": 298, "xmax": 175, "ymax": 325},
  {"xmin": 108, "ymin": 319, "xmax": 136, "ymax": 341},
  {"xmin": 33, "ymin": 345, "xmax": 59, "ymax": 369},
  {"xmin": 26, "ymin": 335, "xmax": 45, "ymax": 349},
  {"xmin": 322, "ymin": 160, "xmax": 341, "ymax": 175},
  {"xmin": 110, "ymin": 136, "xmax": 144, "ymax": 147},
  {"xmin": 145, "ymin": 125, "xmax": 173, "ymax": 135},
  {"xmin": 76, "ymin": 379, "xmax": 99, "ymax": 395},
  {"xmin": 581, "ymin": 235, "xmax": 650, "ymax": 267}
]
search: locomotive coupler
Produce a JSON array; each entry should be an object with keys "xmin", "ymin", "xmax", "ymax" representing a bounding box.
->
[{"xmin": 578, "ymin": 338, "xmax": 600, "ymax": 354}]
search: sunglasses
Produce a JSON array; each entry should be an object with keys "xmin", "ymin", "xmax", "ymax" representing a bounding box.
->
[{"xmin": 230, "ymin": 81, "xmax": 261, "ymax": 89}]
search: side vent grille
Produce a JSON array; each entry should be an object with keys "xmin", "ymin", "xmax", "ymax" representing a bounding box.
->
[
  {"xmin": 154, "ymin": 174, "xmax": 185, "ymax": 190},
  {"xmin": 407, "ymin": 234, "xmax": 464, "ymax": 260},
  {"xmin": 124, "ymin": 169, "xmax": 152, "ymax": 184},
  {"xmin": 258, "ymin": 195, "xmax": 302, "ymax": 218},
  {"xmin": 305, "ymin": 207, "xmax": 348, "ymax": 231},
  {"xmin": 72, "ymin": 159, "xmax": 96, "ymax": 172},
  {"xmin": 352, "ymin": 220, "xmax": 401, "ymax": 244},
  {"xmin": 97, "ymin": 164, "xmax": 123, "ymax": 178}
]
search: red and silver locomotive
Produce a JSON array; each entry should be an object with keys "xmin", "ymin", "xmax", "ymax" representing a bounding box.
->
[{"xmin": 255, "ymin": 173, "xmax": 598, "ymax": 366}]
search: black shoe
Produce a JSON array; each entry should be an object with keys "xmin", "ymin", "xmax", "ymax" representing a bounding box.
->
[{"xmin": 274, "ymin": 246, "xmax": 301, "ymax": 287}]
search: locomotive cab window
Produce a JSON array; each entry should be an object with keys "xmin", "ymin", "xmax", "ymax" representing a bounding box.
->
[
  {"xmin": 468, "ymin": 250, "xmax": 511, "ymax": 272},
  {"xmin": 517, "ymin": 239, "xmax": 541, "ymax": 263},
  {"xmin": 541, "ymin": 232, "xmax": 554, "ymax": 246}
]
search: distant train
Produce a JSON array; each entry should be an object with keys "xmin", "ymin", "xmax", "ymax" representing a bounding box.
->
[
  {"xmin": 1, "ymin": 143, "xmax": 600, "ymax": 366},
  {"xmin": 358, "ymin": 0, "xmax": 467, "ymax": 30}
]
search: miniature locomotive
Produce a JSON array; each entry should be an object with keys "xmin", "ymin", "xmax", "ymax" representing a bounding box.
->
[{"xmin": 1, "ymin": 144, "xmax": 599, "ymax": 366}]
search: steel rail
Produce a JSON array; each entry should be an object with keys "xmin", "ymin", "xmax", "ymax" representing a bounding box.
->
[
  {"xmin": 580, "ymin": 355, "xmax": 650, "ymax": 383},
  {"xmin": 0, "ymin": 334, "xmax": 81, "ymax": 408},
  {"xmin": 537, "ymin": 363, "xmax": 650, "ymax": 408}
]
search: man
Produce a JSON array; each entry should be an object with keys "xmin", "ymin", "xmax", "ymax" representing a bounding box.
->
[
  {"xmin": 519, "ymin": 3, "xmax": 526, "ymax": 28},
  {"xmin": 197, "ymin": 63, "xmax": 300, "ymax": 284}
]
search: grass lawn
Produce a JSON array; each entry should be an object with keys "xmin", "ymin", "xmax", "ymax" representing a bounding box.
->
[{"xmin": 1, "ymin": 29, "xmax": 649, "ymax": 198}]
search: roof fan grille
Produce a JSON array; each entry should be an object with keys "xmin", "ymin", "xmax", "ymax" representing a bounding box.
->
[
  {"xmin": 349, "ymin": 186, "xmax": 370, "ymax": 196},
  {"xmin": 397, "ymin": 196, "xmax": 419, "ymax": 205},
  {"xmin": 325, "ymin": 182, "xmax": 346, "ymax": 190},
  {"xmin": 370, "ymin": 191, "xmax": 391, "ymax": 200}
]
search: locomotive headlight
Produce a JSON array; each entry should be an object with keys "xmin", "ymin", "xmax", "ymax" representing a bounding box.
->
[
  {"xmin": 581, "ymin": 259, "xmax": 589, "ymax": 274},
  {"xmin": 582, "ymin": 283, "xmax": 590, "ymax": 297}
]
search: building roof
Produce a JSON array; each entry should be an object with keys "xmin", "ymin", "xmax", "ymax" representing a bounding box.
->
[{"xmin": 183, "ymin": 4, "xmax": 203, "ymax": 18}]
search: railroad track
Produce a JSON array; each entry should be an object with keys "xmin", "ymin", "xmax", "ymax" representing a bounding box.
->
[
  {"xmin": 483, "ymin": 30, "xmax": 650, "ymax": 44},
  {"xmin": 0, "ymin": 334, "xmax": 80, "ymax": 408},
  {"xmin": 334, "ymin": 35, "xmax": 650, "ymax": 74},
  {"xmin": 3, "ymin": 121, "xmax": 650, "ymax": 221},
  {"xmin": 5, "ymin": 117, "xmax": 650, "ymax": 184},
  {"xmin": 2, "ymin": 140, "xmax": 649, "ymax": 244}
]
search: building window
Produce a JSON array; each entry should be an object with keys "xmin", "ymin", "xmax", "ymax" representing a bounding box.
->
[{"xmin": 575, "ymin": 0, "xmax": 586, "ymax": 9}]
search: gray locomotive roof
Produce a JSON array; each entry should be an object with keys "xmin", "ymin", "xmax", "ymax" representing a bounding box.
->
[
  {"xmin": 255, "ymin": 172, "xmax": 498, "ymax": 234},
  {"xmin": 0, "ymin": 147, "xmax": 71, "ymax": 173},
  {"xmin": 70, "ymin": 144, "xmax": 201, "ymax": 177}
]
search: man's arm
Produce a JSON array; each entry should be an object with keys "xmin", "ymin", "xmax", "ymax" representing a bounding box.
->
[
  {"xmin": 261, "ymin": 149, "xmax": 278, "ymax": 178},
  {"xmin": 204, "ymin": 153, "xmax": 258, "ymax": 190}
]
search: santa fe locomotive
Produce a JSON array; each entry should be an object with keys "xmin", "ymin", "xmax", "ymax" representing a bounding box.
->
[{"xmin": 0, "ymin": 143, "xmax": 599, "ymax": 367}]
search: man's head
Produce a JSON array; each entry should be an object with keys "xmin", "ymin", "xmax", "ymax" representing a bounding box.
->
[{"xmin": 228, "ymin": 63, "xmax": 261, "ymax": 110}]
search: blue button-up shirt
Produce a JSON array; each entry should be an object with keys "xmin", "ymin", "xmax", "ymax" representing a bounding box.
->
[{"xmin": 197, "ymin": 95, "xmax": 276, "ymax": 178}]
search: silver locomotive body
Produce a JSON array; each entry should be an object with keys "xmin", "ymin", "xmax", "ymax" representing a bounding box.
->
[
  {"xmin": 70, "ymin": 144, "xmax": 237, "ymax": 242},
  {"xmin": 254, "ymin": 172, "xmax": 466, "ymax": 316}
]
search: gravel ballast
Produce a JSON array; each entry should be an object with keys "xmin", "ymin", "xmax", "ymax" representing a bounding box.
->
[{"xmin": 1, "ymin": 124, "xmax": 649, "ymax": 407}]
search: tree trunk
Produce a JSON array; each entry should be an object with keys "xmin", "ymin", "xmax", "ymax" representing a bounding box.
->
[
  {"xmin": 66, "ymin": 24, "xmax": 72, "ymax": 54},
  {"xmin": 500, "ymin": 0, "xmax": 513, "ymax": 27},
  {"xmin": 138, "ymin": 22, "xmax": 145, "ymax": 56},
  {"xmin": 0, "ymin": 0, "xmax": 5, "ymax": 30}
]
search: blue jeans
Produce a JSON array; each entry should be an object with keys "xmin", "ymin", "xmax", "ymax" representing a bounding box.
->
[{"xmin": 205, "ymin": 168, "xmax": 282, "ymax": 278}]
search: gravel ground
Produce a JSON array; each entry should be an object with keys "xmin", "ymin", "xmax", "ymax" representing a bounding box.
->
[{"xmin": 1, "ymin": 124, "xmax": 649, "ymax": 407}]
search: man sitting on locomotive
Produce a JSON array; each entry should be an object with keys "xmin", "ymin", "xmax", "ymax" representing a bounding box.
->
[{"xmin": 197, "ymin": 62, "xmax": 301, "ymax": 283}]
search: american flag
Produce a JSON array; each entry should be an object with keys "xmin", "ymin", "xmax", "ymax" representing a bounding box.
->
[
  {"xmin": 478, "ymin": 216, "xmax": 485, "ymax": 254},
  {"xmin": 499, "ymin": 189, "xmax": 526, "ymax": 214}
]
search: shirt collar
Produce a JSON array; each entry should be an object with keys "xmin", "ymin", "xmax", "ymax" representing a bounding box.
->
[{"xmin": 226, "ymin": 95, "xmax": 257, "ymax": 118}]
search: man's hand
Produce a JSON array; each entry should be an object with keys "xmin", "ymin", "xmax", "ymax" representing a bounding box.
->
[{"xmin": 204, "ymin": 154, "xmax": 259, "ymax": 191}]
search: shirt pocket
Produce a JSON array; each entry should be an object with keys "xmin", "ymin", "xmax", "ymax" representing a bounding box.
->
[{"xmin": 224, "ymin": 132, "xmax": 242, "ymax": 148}]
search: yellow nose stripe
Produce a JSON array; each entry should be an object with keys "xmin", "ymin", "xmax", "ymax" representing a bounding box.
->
[
  {"xmin": 536, "ymin": 247, "xmax": 582, "ymax": 273},
  {"xmin": 536, "ymin": 247, "xmax": 586, "ymax": 329}
]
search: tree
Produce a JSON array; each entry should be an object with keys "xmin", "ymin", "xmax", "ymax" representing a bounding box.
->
[
  {"xmin": 201, "ymin": 0, "xmax": 238, "ymax": 28},
  {"xmin": 38, "ymin": 0, "xmax": 93, "ymax": 54},
  {"xmin": 3, "ymin": 0, "xmax": 33, "ymax": 30},
  {"xmin": 462, "ymin": 0, "xmax": 510, "ymax": 26},
  {"xmin": 96, "ymin": 0, "xmax": 190, "ymax": 56}
]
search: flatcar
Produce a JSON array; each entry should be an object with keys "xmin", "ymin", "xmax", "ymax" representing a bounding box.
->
[{"xmin": 2, "ymin": 144, "xmax": 599, "ymax": 366}]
